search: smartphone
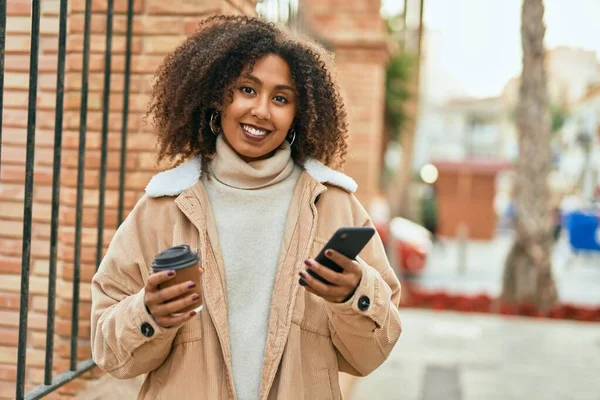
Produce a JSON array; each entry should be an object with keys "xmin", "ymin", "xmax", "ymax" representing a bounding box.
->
[{"xmin": 300, "ymin": 226, "xmax": 376, "ymax": 285}]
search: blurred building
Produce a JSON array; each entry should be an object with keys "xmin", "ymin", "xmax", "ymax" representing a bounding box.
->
[
  {"xmin": 502, "ymin": 47, "xmax": 600, "ymax": 106},
  {"xmin": 558, "ymin": 84, "xmax": 600, "ymax": 203},
  {"xmin": 414, "ymin": 47, "xmax": 600, "ymax": 170},
  {"xmin": 410, "ymin": 46, "xmax": 600, "ymax": 237}
]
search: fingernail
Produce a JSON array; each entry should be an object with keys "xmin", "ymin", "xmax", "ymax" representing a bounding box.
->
[
  {"xmin": 167, "ymin": 270, "xmax": 175, "ymax": 277},
  {"xmin": 304, "ymin": 260, "xmax": 312, "ymax": 268},
  {"xmin": 325, "ymin": 250, "xmax": 333, "ymax": 257},
  {"xmin": 192, "ymin": 294, "xmax": 200, "ymax": 301},
  {"xmin": 299, "ymin": 279, "xmax": 307, "ymax": 286},
  {"xmin": 187, "ymin": 282, "xmax": 196, "ymax": 289},
  {"xmin": 189, "ymin": 311, "xmax": 197, "ymax": 317},
  {"xmin": 299, "ymin": 271, "xmax": 306, "ymax": 277}
]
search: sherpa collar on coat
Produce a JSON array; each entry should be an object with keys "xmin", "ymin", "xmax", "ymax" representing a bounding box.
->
[{"xmin": 145, "ymin": 156, "xmax": 357, "ymax": 198}]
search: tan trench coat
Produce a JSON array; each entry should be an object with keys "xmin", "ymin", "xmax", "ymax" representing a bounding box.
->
[{"xmin": 91, "ymin": 158, "xmax": 402, "ymax": 399}]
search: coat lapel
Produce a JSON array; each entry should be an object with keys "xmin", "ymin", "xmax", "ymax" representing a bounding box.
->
[{"xmin": 175, "ymin": 182, "xmax": 237, "ymax": 398}]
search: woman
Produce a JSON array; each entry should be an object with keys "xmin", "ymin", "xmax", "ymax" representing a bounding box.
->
[{"xmin": 91, "ymin": 15, "xmax": 402, "ymax": 400}]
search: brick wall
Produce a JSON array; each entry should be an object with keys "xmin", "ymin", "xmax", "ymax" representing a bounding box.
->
[
  {"xmin": 303, "ymin": 0, "xmax": 389, "ymax": 205},
  {"xmin": 0, "ymin": 0, "xmax": 387, "ymax": 397},
  {"xmin": 0, "ymin": 1, "xmax": 257, "ymax": 398}
]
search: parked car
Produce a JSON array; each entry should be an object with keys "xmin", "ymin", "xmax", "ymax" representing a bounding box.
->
[{"xmin": 375, "ymin": 217, "xmax": 432, "ymax": 276}]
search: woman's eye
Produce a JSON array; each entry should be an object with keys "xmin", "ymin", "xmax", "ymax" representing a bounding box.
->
[
  {"xmin": 240, "ymin": 86, "xmax": 255, "ymax": 95},
  {"xmin": 273, "ymin": 95, "xmax": 288, "ymax": 104}
]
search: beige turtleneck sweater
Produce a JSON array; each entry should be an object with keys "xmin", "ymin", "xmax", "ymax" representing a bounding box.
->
[{"xmin": 202, "ymin": 136, "xmax": 302, "ymax": 400}]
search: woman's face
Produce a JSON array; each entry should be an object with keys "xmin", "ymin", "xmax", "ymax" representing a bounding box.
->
[{"xmin": 219, "ymin": 54, "xmax": 297, "ymax": 162}]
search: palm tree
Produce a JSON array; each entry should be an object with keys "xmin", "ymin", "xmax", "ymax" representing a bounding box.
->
[
  {"xmin": 501, "ymin": 0, "xmax": 558, "ymax": 311},
  {"xmin": 382, "ymin": 15, "xmax": 412, "ymax": 187},
  {"xmin": 387, "ymin": 0, "xmax": 424, "ymax": 218}
]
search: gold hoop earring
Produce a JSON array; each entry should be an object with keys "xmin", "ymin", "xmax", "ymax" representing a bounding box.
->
[
  {"xmin": 280, "ymin": 129, "xmax": 296, "ymax": 150},
  {"xmin": 209, "ymin": 111, "xmax": 220, "ymax": 135}
]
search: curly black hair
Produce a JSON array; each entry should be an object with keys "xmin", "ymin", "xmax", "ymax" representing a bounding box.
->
[{"xmin": 147, "ymin": 15, "xmax": 349, "ymax": 169}]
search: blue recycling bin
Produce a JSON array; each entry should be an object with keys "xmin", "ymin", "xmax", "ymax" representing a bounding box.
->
[{"xmin": 565, "ymin": 210, "xmax": 600, "ymax": 252}]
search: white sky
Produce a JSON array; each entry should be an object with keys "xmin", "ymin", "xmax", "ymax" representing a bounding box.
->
[{"xmin": 381, "ymin": 0, "xmax": 600, "ymax": 98}]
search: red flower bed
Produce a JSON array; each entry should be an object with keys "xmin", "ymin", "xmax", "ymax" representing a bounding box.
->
[{"xmin": 399, "ymin": 281, "xmax": 600, "ymax": 323}]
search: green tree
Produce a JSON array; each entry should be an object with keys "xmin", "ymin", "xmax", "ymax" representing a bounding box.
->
[
  {"xmin": 385, "ymin": 51, "xmax": 413, "ymax": 141},
  {"xmin": 381, "ymin": 13, "xmax": 413, "ymax": 186},
  {"xmin": 386, "ymin": 0, "xmax": 425, "ymax": 218},
  {"xmin": 382, "ymin": 49, "xmax": 413, "ymax": 182}
]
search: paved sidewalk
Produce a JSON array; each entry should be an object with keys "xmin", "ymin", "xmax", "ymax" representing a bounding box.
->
[
  {"xmin": 351, "ymin": 309, "xmax": 600, "ymax": 400},
  {"xmin": 77, "ymin": 310, "xmax": 600, "ymax": 400}
]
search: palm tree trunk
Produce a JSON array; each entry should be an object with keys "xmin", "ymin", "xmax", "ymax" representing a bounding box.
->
[{"xmin": 501, "ymin": 0, "xmax": 557, "ymax": 311}]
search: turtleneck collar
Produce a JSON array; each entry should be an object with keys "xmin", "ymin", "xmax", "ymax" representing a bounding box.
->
[{"xmin": 208, "ymin": 135, "xmax": 295, "ymax": 190}]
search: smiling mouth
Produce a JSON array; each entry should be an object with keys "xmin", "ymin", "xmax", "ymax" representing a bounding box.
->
[{"xmin": 241, "ymin": 123, "xmax": 272, "ymax": 138}]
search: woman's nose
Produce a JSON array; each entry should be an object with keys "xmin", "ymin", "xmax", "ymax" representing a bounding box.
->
[{"xmin": 251, "ymin": 97, "xmax": 271, "ymax": 120}]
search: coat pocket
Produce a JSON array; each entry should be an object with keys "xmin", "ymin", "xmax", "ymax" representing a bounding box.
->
[
  {"xmin": 291, "ymin": 238, "xmax": 331, "ymax": 335},
  {"xmin": 173, "ymin": 312, "xmax": 203, "ymax": 346}
]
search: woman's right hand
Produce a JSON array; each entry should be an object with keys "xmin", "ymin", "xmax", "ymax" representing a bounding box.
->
[{"xmin": 144, "ymin": 268, "xmax": 204, "ymax": 328}]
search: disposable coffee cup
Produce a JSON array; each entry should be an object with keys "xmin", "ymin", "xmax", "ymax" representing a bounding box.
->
[{"xmin": 151, "ymin": 245, "xmax": 203, "ymax": 315}]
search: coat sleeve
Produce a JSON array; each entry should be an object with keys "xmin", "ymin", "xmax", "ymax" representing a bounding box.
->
[
  {"xmin": 325, "ymin": 200, "xmax": 402, "ymax": 376},
  {"xmin": 90, "ymin": 196, "xmax": 181, "ymax": 379}
]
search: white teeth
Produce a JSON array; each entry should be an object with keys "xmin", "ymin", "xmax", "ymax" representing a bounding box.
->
[{"xmin": 242, "ymin": 124, "xmax": 268, "ymax": 137}]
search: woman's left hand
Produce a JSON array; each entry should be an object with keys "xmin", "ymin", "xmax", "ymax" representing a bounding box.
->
[{"xmin": 299, "ymin": 249, "xmax": 362, "ymax": 303}]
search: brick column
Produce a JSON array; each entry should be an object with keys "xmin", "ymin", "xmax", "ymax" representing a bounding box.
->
[
  {"xmin": 302, "ymin": 0, "xmax": 390, "ymax": 206},
  {"xmin": 0, "ymin": 1, "xmax": 257, "ymax": 398}
]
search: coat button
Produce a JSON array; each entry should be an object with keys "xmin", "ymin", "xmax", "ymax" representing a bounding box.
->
[
  {"xmin": 358, "ymin": 295, "xmax": 370, "ymax": 311},
  {"xmin": 141, "ymin": 322, "xmax": 155, "ymax": 337}
]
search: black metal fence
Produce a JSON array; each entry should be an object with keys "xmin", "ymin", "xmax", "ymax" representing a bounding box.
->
[
  {"xmin": 0, "ymin": 0, "xmax": 135, "ymax": 397},
  {"xmin": 2, "ymin": 1, "xmax": 298, "ymax": 398}
]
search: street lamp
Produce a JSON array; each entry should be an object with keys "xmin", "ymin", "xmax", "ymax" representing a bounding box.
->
[{"xmin": 420, "ymin": 163, "xmax": 439, "ymax": 184}]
